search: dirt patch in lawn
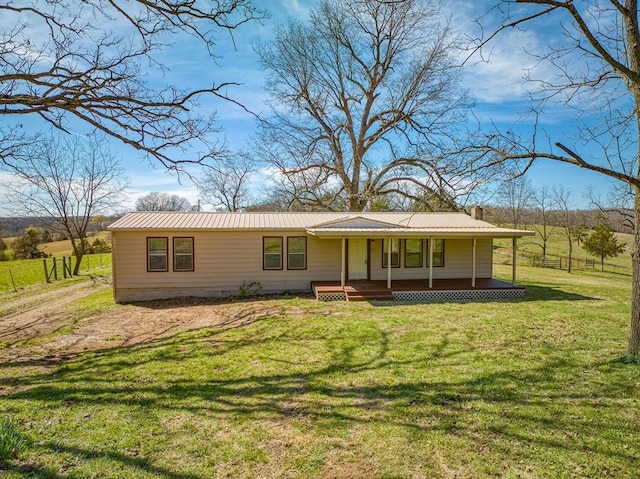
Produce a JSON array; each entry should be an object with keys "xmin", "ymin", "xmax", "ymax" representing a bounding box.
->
[{"xmin": 0, "ymin": 280, "xmax": 305, "ymax": 365}]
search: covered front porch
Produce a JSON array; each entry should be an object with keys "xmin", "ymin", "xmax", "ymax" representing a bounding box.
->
[
  {"xmin": 311, "ymin": 278, "xmax": 525, "ymax": 302},
  {"xmin": 305, "ymin": 213, "xmax": 532, "ymax": 301}
]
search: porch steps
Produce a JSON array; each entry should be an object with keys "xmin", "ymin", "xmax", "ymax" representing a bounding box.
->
[{"xmin": 344, "ymin": 286, "xmax": 394, "ymax": 302}]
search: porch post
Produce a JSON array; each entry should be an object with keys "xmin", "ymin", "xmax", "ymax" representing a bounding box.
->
[
  {"xmin": 341, "ymin": 237, "xmax": 346, "ymax": 288},
  {"xmin": 428, "ymin": 236, "xmax": 433, "ymax": 289},
  {"xmin": 512, "ymin": 236, "xmax": 517, "ymax": 285},
  {"xmin": 472, "ymin": 237, "xmax": 477, "ymax": 288},
  {"xmin": 387, "ymin": 235, "xmax": 392, "ymax": 289}
]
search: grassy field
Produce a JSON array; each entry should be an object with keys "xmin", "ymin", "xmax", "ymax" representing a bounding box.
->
[
  {"xmin": 0, "ymin": 253, "xmax": 112, "ymax": 294},
  {"xmin": 495, "ymin": 227, "xmax": 633, "ymax": 274},
  {"xmin": 0, "ymin": 264, "xmax": 638, "ymax": 478}
]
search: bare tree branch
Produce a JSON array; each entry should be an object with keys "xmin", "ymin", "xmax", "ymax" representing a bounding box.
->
[
  {"xmin": 0, "ymin": 131, "xmax": 128, "ymax": 274},
  {"xmin": 0, "ymin": 1, "xmax": 265, "ymax": 171},
  {"xmin": 253, "ymin": 0, "xmax": 490, "ymax": 212}
]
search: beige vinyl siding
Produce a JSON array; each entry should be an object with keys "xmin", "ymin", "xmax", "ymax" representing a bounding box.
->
[
  {"xmin": 369, "ymin": 238, "xmax": 493, "ymax": 281},
  {"xmin": 112, "ymin": 230, "xmax": 341, "ymax": 302}
]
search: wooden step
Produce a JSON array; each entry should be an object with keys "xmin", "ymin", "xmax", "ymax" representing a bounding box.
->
[{"xmin": 346, "ymin": 289, "xmax": 394, "ymax": 301}]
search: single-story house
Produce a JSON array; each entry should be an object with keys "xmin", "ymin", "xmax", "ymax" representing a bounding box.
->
[{"xmin": 107, "ymin": 208, "xmax": 533, "ymax": 303}]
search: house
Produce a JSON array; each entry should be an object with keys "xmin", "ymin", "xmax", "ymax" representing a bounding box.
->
[{"xmin": 107, "ymin": 208, "xmax": 533, "ymax": 303}]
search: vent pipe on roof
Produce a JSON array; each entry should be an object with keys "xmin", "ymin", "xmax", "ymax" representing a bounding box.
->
[{"xmin": 470, "ymin": 205, "xmax": 483, "ymax": 221}]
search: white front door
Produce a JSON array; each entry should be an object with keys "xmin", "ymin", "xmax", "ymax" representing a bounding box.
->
[{"xmin": 348, "ymin": 238, "xmax": 368, "ymax": 280}]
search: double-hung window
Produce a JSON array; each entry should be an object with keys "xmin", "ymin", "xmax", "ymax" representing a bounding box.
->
[
  {"xmin": 427, "ymin": 239, "xmax": 444, "ymax": 267},
  {"xmin": 147, "ymin": 237, "xmax": 168, "ymax": 272},
  {"xmin": 263, "ymin": 237, "xmax": 283, "ymax": 270},
  {"xmin": 382, "ymin": 238, "xmax": 400, "ymax": 268},
  {"xmin": 173, "ymin": 237, "xmax": 194, "ymax": 271},
  {"xmin": 287, "ymin": 237, "xmax": 306, "ymax": 270},
  {"xmin": 404, "ymin": 239, "xmax": 423, "ymax": 268}
]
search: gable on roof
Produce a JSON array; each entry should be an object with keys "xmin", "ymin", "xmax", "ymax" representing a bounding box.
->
[{"xmin": 309, "ymin": 215, "xmax": 402, "ymax": 229}]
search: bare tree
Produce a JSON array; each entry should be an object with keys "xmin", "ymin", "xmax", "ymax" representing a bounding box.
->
[
  {"xmin": 254, "ymin": 0, "xmax": 487, "ymax": 212},
  {"xmin": 587, "ymin": 183, "xmax": 635, "ymax": 233},
  {"xmin": 0, "ymin": 1, "xmax": 264, "ymax": 172},
  {"xmin": 530, "ymin": 185, "xmax": 557, "ymax": 259},
  {"xmin": 552, "ymin": 186, "xmax": 580, "ymax": 273},
  {"xmin": 1, "ymin": 132, "xmax": 127, "ymax": 274},
  {"xmin": 199, "ymin": 153, "xmax": 257, "ymax": 211},
  {"xmin": 135, "ymin": 192, "xmax": 192, "ymax": 212},
  {"xmin": 495, "ymin": 177, "xmax": 534, "ymax": 229},
  {"xmin": 476, "ymin": 0, "xmax": 640, "ymax": 355}
]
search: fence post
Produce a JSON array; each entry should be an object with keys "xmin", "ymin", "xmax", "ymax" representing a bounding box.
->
[
  {"xmin": 43, "ymin": 258, "xmax": 50, "ymax": 283},
  {"xmin": 9, "ymin": 268, "xmax": 17, "ymax": 292}
]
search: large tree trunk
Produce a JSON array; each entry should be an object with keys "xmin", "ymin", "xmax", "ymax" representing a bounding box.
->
[{"xmin": 629, "ymin": 188, "xmax": 640, "ymax": 355}]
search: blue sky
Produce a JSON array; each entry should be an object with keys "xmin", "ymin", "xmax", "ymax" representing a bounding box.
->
[{"xmin": 0, "ymin": 0, "xmax": 618, "ymax": 213}]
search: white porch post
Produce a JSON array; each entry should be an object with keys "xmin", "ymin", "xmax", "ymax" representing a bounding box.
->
[
  {"xmin": 512, "ymin": 236, "xmax": 517, "ymax": 285},
  {"xmin": 387, "ymin": 236, "xmax": 392, "ymax": 289},
  {"xmin": 429, "ymin": 236, "xmax": 433, "ymax": 289},
  {"xmin": 341, "ymin": 237, "xmax": 346, "ymax": 288},
  {"xmin": 472, "ymin": 237, "xmax": 477, "ymax": 288}
]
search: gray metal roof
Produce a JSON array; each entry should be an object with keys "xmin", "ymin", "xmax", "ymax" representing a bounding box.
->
[{"xmin": 108, "ymin": 211, "xmax": 533, "ymax": 237}]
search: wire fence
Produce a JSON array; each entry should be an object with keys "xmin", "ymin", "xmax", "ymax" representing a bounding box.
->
[
  {"xmin": 494, "ymin": 249, "xmax": 632, "ymax": 275},
  {"xmin": 1, "ymin": 253, "xmax": 111, "ymax": 293}
]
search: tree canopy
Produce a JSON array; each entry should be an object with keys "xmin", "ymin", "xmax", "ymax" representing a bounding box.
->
[
  {"xmin": 135, "ymin": 192, "xmax": 192, "ymax": 212},
  {"xmin": 254, "ymin": 0, "xmax": 486, "ymax": 212},
  {"xmin": 0, "ymin": 0, "xmax": 264, "ymax": 171},
  {"xmin": 475, "ymin": 0, "xmax": 640, "ymax": 355},
  {"xmin": 1, "ymin": 132, "xmax": 127, "ymax": 274}
]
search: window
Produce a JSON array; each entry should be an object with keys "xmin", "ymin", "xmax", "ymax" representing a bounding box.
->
[
  {"xmin": 287, "ymin": 236, "xmax": 306, "ymax": 270},
  {"xmin": 173, "ymin": 237, "xmax": 194, "ymax": 271},
  {"xmin": 427, "ymin": 239, "xmax": 444, "ymax": 267},
  {"xmin": 382, "ymin": 238, "xmax": 400, "ymax": 268},
  {"xmin": 147, "ymin": 237, "xmax": 168, "ymax": 272},
  {"xmin": 404, "ymin": 239, "xmax": 423, "ymax": 268},
  {"xmin": 263, "ymin": 237, "xmax": 283, "ymax": 270}
]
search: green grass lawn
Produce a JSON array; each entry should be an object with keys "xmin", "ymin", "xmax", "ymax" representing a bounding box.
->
[
  {"xmin": 1, "ymin": 264, "xmax": 638, "ymax": 478},
  {"xmin": 495, "ymin": 228, "xmax": 633, "ymax": 274},
  {"xmin": 0, "ymin": 253, "xmax": 112, "ymax": 294}
]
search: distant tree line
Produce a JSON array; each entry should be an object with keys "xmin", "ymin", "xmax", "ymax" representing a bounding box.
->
[{"xmin": 0, "ymin": 226, "xmax": 111, "ymax": 261}]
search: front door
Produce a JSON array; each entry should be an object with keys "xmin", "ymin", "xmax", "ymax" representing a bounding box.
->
[{"xmin": 347, "ymin": 238, "xmax": 368, "ymax": 280}]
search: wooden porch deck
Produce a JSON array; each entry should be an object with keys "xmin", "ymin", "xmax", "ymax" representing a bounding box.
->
[{"xmin": 311, "ymin": 278, "xmax": 524, "ymax": 301}]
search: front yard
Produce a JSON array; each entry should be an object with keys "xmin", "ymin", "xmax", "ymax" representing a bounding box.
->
[{"xmin": 0, "ymin": 265, "xmax": 638, "ymax": 478}]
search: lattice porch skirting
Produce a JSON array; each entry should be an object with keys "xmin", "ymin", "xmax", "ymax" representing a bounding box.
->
[{"xmin": 393, "ymin": 289, "xmax": 525, "ymax": 302}]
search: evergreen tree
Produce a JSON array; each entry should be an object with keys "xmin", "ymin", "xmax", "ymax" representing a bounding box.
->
[
  {"xmin": 583, "ymin": 224, "xmax": 626, "ymax": 272},
  {"xmin": 12, "ymin": 227, "xmax": 46, "ymax": 259}
]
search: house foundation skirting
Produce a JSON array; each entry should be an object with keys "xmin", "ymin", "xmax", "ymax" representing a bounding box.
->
[
  {"xmin": 316, "ymin": 289, "xmax": 525, "ymax": 302},
  {"xmin": 392, "ymin": 289, "xmax": 525, "ymax": 302},
  {"xmin": 312, "ymin": 278, "xmax": 525, "ymax": 302}
]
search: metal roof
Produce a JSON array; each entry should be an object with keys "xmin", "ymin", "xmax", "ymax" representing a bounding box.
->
[{"xmin": 108, "ymin": 211, "xmax": 533, "ymax": 237}]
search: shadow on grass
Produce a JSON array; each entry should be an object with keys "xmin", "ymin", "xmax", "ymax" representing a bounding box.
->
[
  {"xmin": 371, "ymin": 285, "xmax": 597, "ymax": 307},
  {"xmin": 5, "ymin": 442, "xmax": 202, "ymax": 479},
  {"xmin": 126, "ymin": 294, "xmax": 315, "ymax": 310},
  {"xmin": 514, "ymin": 284, "xmax": 598, "ymax": 301},
  {"xmin": 1, "ymin": 316, "xmax": 638, "ymax": 477}
]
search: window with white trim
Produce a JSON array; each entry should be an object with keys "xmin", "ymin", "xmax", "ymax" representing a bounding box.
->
[
  {"xmin": 427, "ymin": 239, "xmax": 444, "ymax": 267},
  {"xmin": 287, "ymin": 236, "xmax": 306, "ymax": 270},
  {"xmin": 263, "ymin": 237, "xmax": 283, "ymax": 270},
  {"xmin": 147, "ymin": 237, "xmax": 168, "ymax": 272},
  {"xmin": 404, "ymin": 239, "xmax": 423, "ymax": 268},
  {"xmin": 173, "ymin": 237, "xmax": 194, "ymax": 271},
  {"xmin": 382, "ymin": 238, "xmax": 400, "ymax": 268}
]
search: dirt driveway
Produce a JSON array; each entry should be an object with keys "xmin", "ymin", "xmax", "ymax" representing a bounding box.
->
[{"xmin": 0, "ymin": 280, "xmax": 296, "ymax": 364}]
